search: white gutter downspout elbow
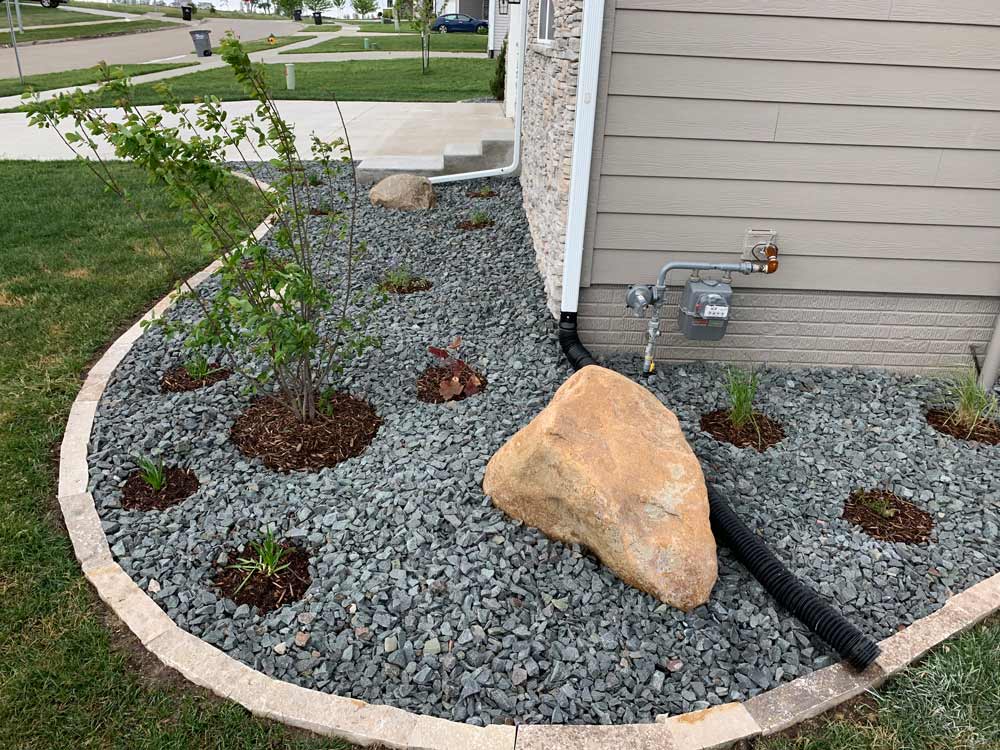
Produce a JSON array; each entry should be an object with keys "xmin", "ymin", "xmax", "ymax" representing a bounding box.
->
[
  {"xmin": 559, "ymin": 0, "xmax": 606, "ymax": 316},
  {"xmin": 428, "ymin": 0, "xmax": 528, "ymax": 184}
]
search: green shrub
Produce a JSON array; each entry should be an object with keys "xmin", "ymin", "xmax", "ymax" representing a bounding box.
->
[{"xmin": 490, "ymin": 39, "xmax": 506, "ymax": 101}]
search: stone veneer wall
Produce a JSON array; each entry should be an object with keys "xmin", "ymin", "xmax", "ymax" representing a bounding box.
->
[
  {"xmin": 579, "ymin": 286, "xmax": 1000, "ymax": 373},
  {"xmin": 518, "ymin": 0, "xmax": 583, "ymax": 317}
]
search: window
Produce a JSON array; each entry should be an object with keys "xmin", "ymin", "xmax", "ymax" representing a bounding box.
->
[
  {"xmin": 537, "ymin": 0, "xmax": 554, "ymax": 41},
  {"xmin": 499, "ymin": 0, "xmax": 508, "ymax": 15}
]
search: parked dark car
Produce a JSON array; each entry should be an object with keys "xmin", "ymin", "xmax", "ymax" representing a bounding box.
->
[{"xmin": 430, "ymin": 13, "xmax": 487, "ymax": 33}]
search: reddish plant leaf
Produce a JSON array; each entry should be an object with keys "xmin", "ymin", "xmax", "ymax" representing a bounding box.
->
[
  {"xmin": 428, "ymin": 346, "xmax": 450, "ymax": 360},
  {"xmin": 440, "ymin": 376, "xmax": 463, "ymax": 400},
  {"xmin": 464, "ymin": 374, "xmax": 482, "ymax": 396},
  {"xmin": 448, "ymin": 335, "xmax": 463, "ymax": 350}
]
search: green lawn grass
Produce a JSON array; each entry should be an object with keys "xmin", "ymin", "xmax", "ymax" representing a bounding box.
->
[
  {"xmin": 8, "ymin": 18, "xmax": 179, "ymax": 44},
  {"xmin": 0, "ymin": 160, "xmax": 346, "ymax": 749},
  {"xmin": 761, "ymin": 618, "xmax": 1000, "ymax": 749},
  {"xmin": 286, "ymin": 32, "xmax": 485, "ymax": 53},
  {"xmin": 96, "ymin": 58, "xmax": 495, "ymax": 104},
  {"xmin": 0, "ymin": 61, "xmax": 196, "ymax": 98},
  {"xmin": 298, "ymin": 21, "xmax": 342, "ymax": 31},
  {"xmin": 340, "ymin": 21, "xmax": 415, "ymax": 33},
  {"xmin": 11, "ymin": 4, "xmax": 107, "ymax": 26},
  {"xmin": 215, "ymin": 34, "xmax": 315, "ymax": 54}
]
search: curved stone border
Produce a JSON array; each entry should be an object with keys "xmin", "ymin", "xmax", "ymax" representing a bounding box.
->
[{"xmin": 57, "ymin": 213, "xmax": 1000, "ymax": 750}]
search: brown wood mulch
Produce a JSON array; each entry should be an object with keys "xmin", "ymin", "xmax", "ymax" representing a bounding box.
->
[
  {"xmin": 214, "ymin": 543, "xmax": 311, "ymax": 612},
  {"xmin": 416, "ymin": 362, "xmax": 487, "ymax": 403},
  {"xmin": 380, "ymin": 277, "xmax": 433, "ymax": 295},
  {"xmin": 121, "ymin": 467, "xmax": 200, "ymax": 511},
  {"xmin": 230, "ymin": 394, "xmax": 382, "ymax": 472},
  {"xmin": 700, "ymin": 409, "xmax": 785, "ymax": 452},
  {"xmin": 466, "ymin": 189, "xmax": 497, "ymax": 198},
  {"xmin": 456, "ymin": 219, "xmax": 494, "ymax": 231},
  {"xmin": 160, "ymin": 364, "xmax": 232, "ymax": 393},
  {"xmin": 926, "ymin": 409, "xmax": 1000, "ymax": 446},
  {"xmin": 843, "ymin": 489, "xmax": 935, "ymax": 544}
]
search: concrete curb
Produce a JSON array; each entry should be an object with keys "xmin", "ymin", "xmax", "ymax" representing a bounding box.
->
[{"xmin": 57, "ymin": 204, "xmax": 1000, "ymax": 749}]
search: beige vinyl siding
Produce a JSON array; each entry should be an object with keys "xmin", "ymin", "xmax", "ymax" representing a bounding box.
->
[{"xmin": 585, "ymin": 4, "xmax": 1000, "ymax": 298}]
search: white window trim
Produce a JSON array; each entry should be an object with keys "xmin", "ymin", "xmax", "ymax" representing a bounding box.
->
[{"xmin": 537, "ymin": 0, "xmax": 554, "ymax": 42}]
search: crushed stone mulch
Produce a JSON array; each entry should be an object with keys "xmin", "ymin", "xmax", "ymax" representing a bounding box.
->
[
  {"xmin": 121, "ymin": 467, "xmax": 200, "ymax": 511},
  {"xmin": 466, "ymin": 189, "xmax": 497, "ymax": 199},
  {"xmin": 214, "ymin": 543, "xmax": 311, "ymax": 612},
  {"xmin": 416, "ymin": 362, "xmax": 487, "ymax": 404},
  {"xmin": 843, "ymin": 489, "xmax": 935, "ymax": 544},
  {"xmin": 230, "ymin": 394, "xmax": 382, "ymax": 472},
  {"xmin": 160, "ymin": 364, "xmax": 232, "ymax": 392},
  {"xmin": 926, "ymin": 409, "xmax": 1000, "ymax": 446},
  {"xmin": 700, "ymin": 409, "xmax": 785, "ymax": 452}
]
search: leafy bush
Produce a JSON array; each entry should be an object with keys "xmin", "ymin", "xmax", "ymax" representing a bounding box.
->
[
  {"xmin": 26, "ymin": 38, "xmax": 379, "ymax": 424},
  {"xmin": 942, "ymin": 367, "xmax": 998, "ymax": 437},
  {"xmin": 490, "ymin": 39, "xmax": 506, "ymax": 101}
]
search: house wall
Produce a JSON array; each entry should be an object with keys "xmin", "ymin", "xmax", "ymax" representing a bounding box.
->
[
  {"xmin": 574, "ymin": 0, "xmax": 1000, "ymax": 371},
  {"xmin": 518, "ymin": 0, "xmax": 584, "ymax": 315}
]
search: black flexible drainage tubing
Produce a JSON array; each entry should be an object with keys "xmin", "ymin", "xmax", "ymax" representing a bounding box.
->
[{"xmin": 557, "ymin": 311, "xmax": 880, "ymax": 671}]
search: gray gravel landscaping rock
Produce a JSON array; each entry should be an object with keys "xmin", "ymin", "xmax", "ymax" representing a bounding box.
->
[{"xmin": 88, "ymin": 166, "xmax": 1000, "ymax": 726}]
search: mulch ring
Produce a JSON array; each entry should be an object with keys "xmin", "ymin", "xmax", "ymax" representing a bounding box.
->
[
  {"xmin": 843, "ymin": 489, "xmax": 935, "ymax": 544},
  {"xmin": 416, "ymin": 362, "xmax": 487, "ymax": 404},
  {"xmin": 700, "ymin": 409, "xmax": 785, "ymax": 451},
  {"xmin": 466, "ymin": 189, "xmax": 497, "ymax": 198},
  {"xmin": 230, "ymin": 393, "xmax": 382, "ymax": 472},
  {"xmin": 926, "ymin": 409, "xmax": 1000, "ymax": 446},
  {"xmin": 214, "ymin": 542, "xmax": 311, "ymax": 613},
  {"xmin": 160, "ymin": 364, "xmax": 232, "ymax": 393},
  {"xmin": 456, "ymin": 219, "xmax": 494, "ymax": 231},
  {"xmin": 121, "ymin": 468, "xmax": 200, "ymax": 511},
  {"xmin": 380, "ymin": 277, "xmax": 433, "ymax": 295}
]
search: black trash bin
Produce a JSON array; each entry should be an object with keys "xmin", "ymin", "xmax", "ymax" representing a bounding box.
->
[
  {"xmin": 292, "ymin": 8, "xmax": 302, "ymax": 20},
  {"xmin": 181, "ymin": 4, "xmax": 194, "ymax": 20},
  {"xmin": 190, "ymin": 29, "xmax": 212, "ymax": 57},
  {"xmin": 312, "ymin": 11, "xmax": 322, "ymax": 24}
]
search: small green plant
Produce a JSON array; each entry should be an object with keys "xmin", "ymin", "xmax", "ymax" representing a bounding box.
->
[
  {"xmin": 855, "ymin": 489, "xmax": 898, "ymax": 519},
  {"xmin": 228, "ymin": 529, "xmax": 291, "ymax": 593},
  {"xmin": 136, "ymin": 456, "xmax": 167, "ymax": 491},
  {"xmin": 941, "ymin": 368, "xmax": 998, "ymax": 438},
  {"xmin": 724, "ymin": 366, "xmax": 760, "ymax": 429},
  {"xmin": 468, "ymin": 184, "xmax": 495, "ymax": 198},
  {"xmin": 306, "ymin": 171, "xmax": 323, "ymax": 186},
  {"xmin": 383, "ymin": 267, "xmax": 417, "ymax": 288},
  {"xmin": 183, "ymin": 355, "xmax": 217, "ymax": 380},
  {"xmin": 470, "ymin": 211, "xmax": 490, "ymax": 224}
]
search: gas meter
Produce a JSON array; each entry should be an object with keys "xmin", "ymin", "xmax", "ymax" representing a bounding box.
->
[{"xmin": 678, "ymin": 277, "xmax": 733, "ymax": 341}]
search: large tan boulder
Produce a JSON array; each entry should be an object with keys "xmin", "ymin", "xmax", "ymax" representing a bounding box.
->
[
  {"xmin": 369, "ymin": 174, "xmax": 436, "ymax": 210},
  {"xmin": 483, "ymin": 366, "xmax": 717, "ymax": 611}
]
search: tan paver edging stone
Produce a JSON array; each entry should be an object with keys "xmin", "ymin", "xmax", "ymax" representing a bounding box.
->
[{"xmin": 57, "ymin": 195, "xmax": 1000, "ymax": 749}]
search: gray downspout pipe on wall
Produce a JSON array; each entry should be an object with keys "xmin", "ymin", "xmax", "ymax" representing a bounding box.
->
[{"xmin": 978, "ymin": 310, "xmax": 1000, "ymax": 392}]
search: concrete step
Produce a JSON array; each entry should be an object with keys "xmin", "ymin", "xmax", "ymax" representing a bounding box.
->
[{"xmin": 356, "ymin": 127, "xmax": 515, "ymax": 185}]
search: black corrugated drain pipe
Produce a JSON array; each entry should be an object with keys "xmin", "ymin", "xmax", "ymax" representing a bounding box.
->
[{"xmin": 557, "ymin": 312, "xmax": 880, "ymax": 671}]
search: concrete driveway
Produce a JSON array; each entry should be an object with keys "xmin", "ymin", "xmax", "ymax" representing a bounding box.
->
[{"xmin": 1, "ymin": 16, "xmax": 302, "ymax": 77}]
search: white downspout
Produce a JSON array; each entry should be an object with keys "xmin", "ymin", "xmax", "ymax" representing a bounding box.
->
[
  {"xmin": 558, "ymin": 0, "xmax": 606, "ymax": 314},
  {"xmin": 428, "ymin": 0, "xmax": 527, "ymax": 184}
]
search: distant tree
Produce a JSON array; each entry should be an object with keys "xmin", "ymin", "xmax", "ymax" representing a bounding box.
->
[
  {"xmin": 351, "ymin": 0, "xmax": 376, "ymax": 18},
  {"xmin": 330, "ymin": 0, "xmax": 346, "ymax": 14},
  {"xmin": 305, "ymin": 0, "xmax": 333, "ymax": 13},
  {"xmin": 275, "ymin": 0, "xmax": 302, "ymax": 15}
]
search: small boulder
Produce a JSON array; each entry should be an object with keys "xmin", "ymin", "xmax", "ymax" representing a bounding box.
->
[
  {"xmin": 369, "ymin": 173, "xmax": 436, "ymax": 210},
  {"xmin": 483, "ymin": 366, "xmax": 717, "ymax": 611}
]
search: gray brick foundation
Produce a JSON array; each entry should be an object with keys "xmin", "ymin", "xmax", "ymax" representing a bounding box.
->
[{"xmin": 579, "ymin": 286, "xmax": 1000, "ymax": 372}]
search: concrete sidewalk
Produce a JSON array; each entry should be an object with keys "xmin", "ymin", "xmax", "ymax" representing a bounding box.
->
[{"xmin": 0, "ymin": 99, "xmax": 511, "ymax": 161}]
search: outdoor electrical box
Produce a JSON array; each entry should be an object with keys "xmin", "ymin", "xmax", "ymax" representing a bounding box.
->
[{"xmin": 678, "ymin": 278, "xmax": 733, "ymax": 341}]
